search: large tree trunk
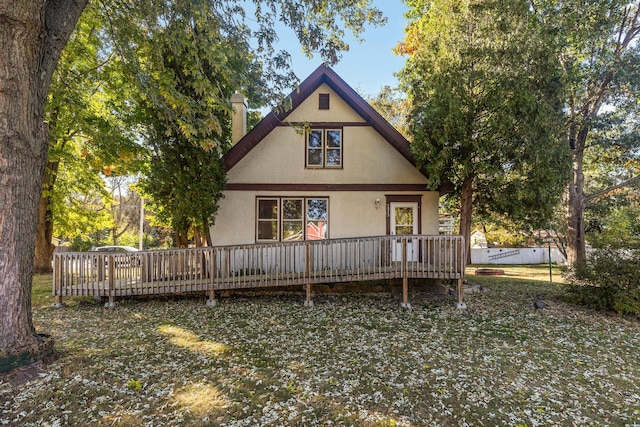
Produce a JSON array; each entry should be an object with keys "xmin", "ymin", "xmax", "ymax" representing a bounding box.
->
[
  {"xmin": 565, "ymin": 126, "xmax": 588, "ymax": 267},
  {"xmin": 0, "ymin": 0, "xmax": 87, "ymax": 359},
  {"xmin": 458, "ymin": 176, "xmax": 474, "ymax": 265}
]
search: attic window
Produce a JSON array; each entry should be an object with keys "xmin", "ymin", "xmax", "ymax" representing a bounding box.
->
[{"xmin": 319, "ymin": 93, "xmax": 330, "ymax": 110}]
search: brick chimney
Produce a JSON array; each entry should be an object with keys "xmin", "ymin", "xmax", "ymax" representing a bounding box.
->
[{"xmin": 231, "ymin": 93, "xmax": 247, "ymax": 145}]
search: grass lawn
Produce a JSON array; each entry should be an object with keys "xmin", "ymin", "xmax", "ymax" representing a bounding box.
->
[{"xmin": 1, "ymin": 268, "xmax": 639, "ymax": 426}]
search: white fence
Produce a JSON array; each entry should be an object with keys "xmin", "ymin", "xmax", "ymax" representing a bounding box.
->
[{"xmin": 471, "ymin": 247, "xmax": 566, "ymax": 265}]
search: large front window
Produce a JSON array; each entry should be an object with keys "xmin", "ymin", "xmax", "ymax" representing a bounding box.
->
[
  {"xmin": 257, "ymin": 198, "xmax": 329, "ymax": 242},
  {"xmin": 307, "ymin": 129, "xmax": 342, "ymax": 168}
]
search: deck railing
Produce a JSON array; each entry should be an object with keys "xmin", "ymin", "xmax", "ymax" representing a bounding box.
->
[{"xmin": 53, "ymin": 235, "xmax": 465, "ymax": 307}]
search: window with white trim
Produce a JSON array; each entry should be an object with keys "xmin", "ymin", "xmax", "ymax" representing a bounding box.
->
[
  {"xmin": 257, "ymin": 198, "xmax": 328, "ymax": 242},
  {"xmin": 306, "ymin": 129, "xmax": 342, "ymax": 168}
]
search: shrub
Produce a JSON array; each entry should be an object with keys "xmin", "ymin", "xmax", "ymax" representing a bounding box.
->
[{"xmin": 565, "ymin": 248, "xmax": 640, "ymax": 316}]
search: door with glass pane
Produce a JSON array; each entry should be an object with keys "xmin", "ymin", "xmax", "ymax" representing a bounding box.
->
[{"xmin": 390, "ymin": 202, "xmax": 418, "ymax": 262}]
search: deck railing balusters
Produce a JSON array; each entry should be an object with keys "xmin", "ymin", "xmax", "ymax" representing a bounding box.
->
[{"xmin": 52, "ymin": 235, "xmax": 465, "ymax": 304}]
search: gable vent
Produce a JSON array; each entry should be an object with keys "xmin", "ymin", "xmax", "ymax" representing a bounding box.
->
[{"xmin": 319, "ymin": 93, "xmax": 330, "ymax": 110}]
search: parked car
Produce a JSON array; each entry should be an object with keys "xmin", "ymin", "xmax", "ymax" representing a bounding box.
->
[
  {"xmin": 91, "ymin": 245, "xmax": 139, "ymax": 253},
  {"xmin": 91, "ymin": 246, "xmax": 140, "ymax": 267}
]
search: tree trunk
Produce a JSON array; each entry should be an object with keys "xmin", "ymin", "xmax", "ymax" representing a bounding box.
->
[
  {"xmin": 565, "ymin": 126, "xmax": 588, "ymax": 267},
  {"xmin": 458, "ymin": 176, "xmax": 474, "ymax": 265},
  {"xmin": 193, "ymin": 226, "xmax": 203, "ymax": 247},
  {"xmin": 34, "ymin": 165, "xmax": 57, "ymax": 273},
  {"xmin": 203, "ymin": 217, "xmax": 213, "ymax": 247},
  {"xmin": 0, "ymin": 0, "xmax": 87, "ymax": 359}
]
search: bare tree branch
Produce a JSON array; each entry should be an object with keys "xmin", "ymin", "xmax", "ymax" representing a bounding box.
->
[{"xmin": 585, "ymin": 174, "xmax": 640, "ymax": 205}]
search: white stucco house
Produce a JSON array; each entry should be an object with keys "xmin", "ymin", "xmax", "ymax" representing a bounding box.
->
[{"xmin": 209, "ymin": 65, "xmax": 451, "ymax": 246}]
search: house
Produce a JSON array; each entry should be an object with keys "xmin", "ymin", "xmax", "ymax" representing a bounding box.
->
[{"xmin": 210, "ymin": 65, "xmax": 451, "ymax": 246}]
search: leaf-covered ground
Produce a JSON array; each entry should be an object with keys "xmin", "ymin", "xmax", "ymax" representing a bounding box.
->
[{"xmin": 1, "ymin": 272, "xmax": 639, "ymax": 426}]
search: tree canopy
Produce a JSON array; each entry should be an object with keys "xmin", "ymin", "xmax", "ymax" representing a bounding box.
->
[
  {"xmin": 397, "ymin": 0, "xmax": 570, "ymax": 261},
  {"xmin": 34, "ymin": 3, "xmax": 147, "ymax": 272},
  {"xmin": 530, "ymin": 0, "xmax": 640, "ymax": 265}
]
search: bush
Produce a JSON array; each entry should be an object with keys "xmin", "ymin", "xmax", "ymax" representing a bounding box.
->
[{"xmin": 565, "ymin": 248, "xmax": 640, "ymax": 316}]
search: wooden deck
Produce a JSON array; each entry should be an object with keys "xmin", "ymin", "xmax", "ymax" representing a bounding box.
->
[{"xmin": 53, "ymin": 235, "xmax": 466, "ymax": 307}]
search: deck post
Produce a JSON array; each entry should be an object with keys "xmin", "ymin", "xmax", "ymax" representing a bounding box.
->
[
  {"xmin": 105, "ymin": 257, "xmax": 117, "ymax": 308},
  {"xmin": 305, "ymin": 283, "xmax": 313, "ymax": 307},
  {"xmin": 141, "ymin": 252, "xmax": 147, "ymax": 283},
  {"xmin": 52, "ymin": 255, "xmax": 65, "ymax": 308},
  {"xmin": 207, "ymin": 289, "xmax": 217, "ymax": 307},
  {"xmin": 304, "ymin": 243, "xmax": 314, "ymax": 307},
  {"xmin": 207, "ymin": 250, "xmax": 218, "ymax": 307},
  {"xmin": 400, "ymin": 238, "xmax": 411, "ymax": 309},
  {"xmin": 455, "ymin": 278, "xmax": 466, "ymax": 309},
  {"xmin": 455, "ymin": 239, "xmax": 467, "ymax": 310}
]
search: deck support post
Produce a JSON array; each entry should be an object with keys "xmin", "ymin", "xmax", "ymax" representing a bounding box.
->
[
  {"xmin": 455, "ymin": 278, "xmax": 466, "ymax": 310},
  {"xmin": 52, "ymin": 256, "xmax": 66, "ymax": 308},
  {"xmin": 105, "ymin": 257, "xmax": 117, "ymax": 308},
  {"xmin": 207, "ymin": 250, "xmax": 217, "ymax": 307},
  {"xmin": 52, "ymin": 295, "xmax": 65, "ymax": 309},
  {"xmin": 206, "ymin": 289, "xmax": 217, "ymax": 307},
  {"xmin": 400, "ymin": 239, "xmax": 411, "ymax": 309},
  {"xmin": 304, "ymin": 243, "xmax": 313, "ymax": 307},
  {"xmin": 304, "ymin": 283, "xmax": 313, "ymax": 307}
]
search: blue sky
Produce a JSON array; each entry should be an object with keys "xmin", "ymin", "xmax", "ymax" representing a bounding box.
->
[{"xmin": 274, "ymin": 0, "xmax": 409, "ymax": 97}]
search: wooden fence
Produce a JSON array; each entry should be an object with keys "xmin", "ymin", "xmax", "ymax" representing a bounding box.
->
[{"xmin": 53, "ymin": 235, "xmax": 465, "ymax": 308}]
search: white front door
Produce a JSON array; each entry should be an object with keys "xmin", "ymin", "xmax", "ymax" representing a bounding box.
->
[{"xmin": 390, "ymin": 202, "xmax": 418, "ymax": 262}]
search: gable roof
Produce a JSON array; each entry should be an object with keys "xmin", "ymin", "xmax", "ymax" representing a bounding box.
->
[
  {"xmin": 223, "ymin": 65, "xmax": 453, "ymax": 195},
  {"xmin": 224, "ymin": 64, "xmax": 415, "ymax": 170}
]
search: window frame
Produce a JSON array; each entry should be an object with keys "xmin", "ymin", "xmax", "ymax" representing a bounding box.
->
[
  {"xmin": 305, "ymin": 128, "xmax": 343, "ymax": 169},
  {"xmin": 256, "ymin": 197, "xmax": 329, "ymax": 242},
  {"xmin": 319, "ymin": 93, "xmax": 330, "ymax": 110},
  {"xmin": 256, "ymin": 198, "xmax": 279, "ymax": 241}
]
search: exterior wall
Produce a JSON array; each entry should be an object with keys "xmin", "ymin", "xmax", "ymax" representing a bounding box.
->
[{"xmin": 211, "ymin": 190, "xmax": 440, "ymax": 246}]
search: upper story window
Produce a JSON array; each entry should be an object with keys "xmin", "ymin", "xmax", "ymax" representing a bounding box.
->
[{"xmin": 306, "ymin": 129, "xmax": 342, "ymax": 168}]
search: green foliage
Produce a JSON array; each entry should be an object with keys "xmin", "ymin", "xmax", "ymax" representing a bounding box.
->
[
  {"xmin": 480, "ymin": 225, "xmax": 529, "ymax": 248},
  {"xmin": 101, "ymin": 0, "xmax": 386, "ymax": 137},
  {"xmin": 365, "ymin": 86, "xmax": 410, "ymax": 139},
  {"xmin": 398, "ymin": 0, "xmax": 570, "ymax": 232},
  {"xmin": 70, "ymin": 235, "xmax": 94, "ymax": 252},
  {"xmin": 586, "ymin": 204, "xmax": 640, "ymax": 249},
  {"xmin": 45, "ymin": 2, "xmax": 148, "ymax": 245},
  {"xmin": 566, "ymin": 248, "xmax": 640, "ymax": 316},
  {"xmin": 141, "ymin": 138, "xmax": 227, "ymax": 243},
  {"xmin": 127, "ymin": 379, "xmax": 143, "ymax": 391},
  {"xmin": 531, "ymin": 0, "xmax": 640, "ymax": 264}
]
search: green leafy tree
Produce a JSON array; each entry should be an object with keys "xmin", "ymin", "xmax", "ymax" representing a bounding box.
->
[
  {"xmin": 35, "ymin": 3, "xmax": 146, "ymax": 272},
  {"xmin": 531, "ymin": 0, "xmax": 640, "ymax": 266},
  {"xmin": 112, "ymin": 2, "xmax": 261, "ymax": 245},
  {"xmin": 366, "ymin": 86, "xmax": 411, "ymax": 139},
  {"xmin": 397, "ymin": 0, "xmax": 570, "ymax": 263},
  {"xmin": 142, "ymin": 139, "xmax": 227, "ymax": 247}
]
